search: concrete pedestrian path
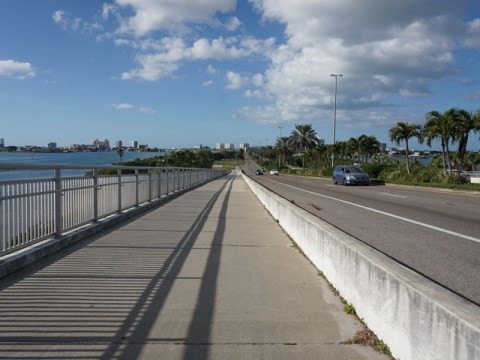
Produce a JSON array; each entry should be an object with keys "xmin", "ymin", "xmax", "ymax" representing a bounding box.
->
[{"xmin": 0, "ymin": 171, "xmax": 388, "ymax": 359}]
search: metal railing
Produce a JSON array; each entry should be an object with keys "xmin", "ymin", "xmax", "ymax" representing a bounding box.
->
[{"xmin": 0, "ymin": 164, "xmax": 229, "ymax": 255}]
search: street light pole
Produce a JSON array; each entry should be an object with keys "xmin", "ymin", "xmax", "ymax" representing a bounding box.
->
[{"xmin": 330, "ymin": 74, "xmax": 343, "ymax": 167}]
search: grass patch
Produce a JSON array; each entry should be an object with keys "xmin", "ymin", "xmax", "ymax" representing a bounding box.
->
[
  {"xmin": 218, "ymin": 159, "xmax": 244, "ymax": 169},
  {"xmin": 343, "ymin": 302, "xmax": 356, "ymax": 314}
]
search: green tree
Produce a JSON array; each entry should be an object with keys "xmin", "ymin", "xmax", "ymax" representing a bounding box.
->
[
  {"xmin": 423, "ymin": 110, "xmax": 456, "ymax": 175},
  {"xmin": 389, "ymin": 122, "xmax": 423, "ymax": 174},
  {"xmin": 453, "ymin": 109, "xmax": 480, "ymax": 170},
  {"xmin": 192, "ymin": 149, "xmax": 214, "ymax": 168},
  {"xmin": 116, "ymin": 147, "xmax": 125, "ymax": 161},
  {"xmin": 346, "ymin": 137, "xmax": 360, "ymax": 161},
  {"xmin": 275, "ymin": 136, "xmax": 292, "ymax": 167},
  {"xmin": 288, "ymin": 124, "xmax": 319, "ymax": 168},
  {"xmin": 358, "ymin": 134, "xmax": 381, "ymax": 163}
]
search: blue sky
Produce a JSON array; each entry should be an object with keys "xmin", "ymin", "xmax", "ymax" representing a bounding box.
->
[{"xmin": 1, "ymin": 0, "xmax": 480, "ymax": 150}]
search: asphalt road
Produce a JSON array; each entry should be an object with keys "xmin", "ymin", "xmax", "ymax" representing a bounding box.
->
[{"xmin": 244, "ymin": 158, "xmax": 480, "ymax": 306}]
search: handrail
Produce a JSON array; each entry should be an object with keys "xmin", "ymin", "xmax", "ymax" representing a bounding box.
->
[{"xmin": 0, "ymin": 163, "xmax": 229, "ymax": 255}]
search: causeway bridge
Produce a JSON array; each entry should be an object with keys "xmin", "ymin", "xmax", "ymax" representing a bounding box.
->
[{"xmin": 0, "ymin": 164, "xmax": 478, "ymax": 360}]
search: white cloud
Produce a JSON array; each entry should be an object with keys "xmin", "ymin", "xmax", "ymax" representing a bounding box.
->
[
  {"xmin": 52, "ymin": 10, "xmax": 79, "ymax": 31},
  {"xmin": 225, "ymin": 16, "xmax": 241, "ymax": 31},
  {"xmin": 102, "ymin": 3, "xmax": 117, "ymax": 20},
  {"xmin": 52, "ymin": 10, "xmax": 68, "ymax": 29},
  {"xmin": 59, "ymin": 0, "xmax": 480, "ymax": 132},
  {"xmin": 206, "ymin": 64, "xmax": 218, "ymax": 74},
  {"xmin": 240, "ymin": 0, "xmax": 479, "ymax": 127},
  {"xmin": 139, "ymin": 106, "xmax": 155, "ymax": 113},
  {"xmin": 0, "ymin": 60, "xmax": 36, "ymax": 79},
  {"xmin": 225, "ymin": 71, "xmax": 247, "ymax": 89},
  {"xmin": 53, "ymin": 9, "xmax": 103, "ymax": 34},
  {"xmin": 114, "ymin": 0, "xmax": 236, "ymax": 36},
  {"xmin": 112, "ymin": 103, "xmax": 155, "ymax": 113},
  {"xmin": 251, "ymin": 73, "xmax": 264, "ymax": 87},
  {"xmin": 465, "ymin": 19, "xmax": 480, "ymax": 48},
  {"xmin": 120, "ymin": 36, "xmax": 275, "ymax": 81},
  {"xmin": 113, "ymin": 103, "xmax": 134, "ymax": 110}
]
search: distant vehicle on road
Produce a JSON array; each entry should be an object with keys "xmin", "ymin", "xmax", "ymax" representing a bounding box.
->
[
  {"xmin": 255, "ymin": 169, "xmax": 264, "ymax": 175},
  {"xmin": 333, "ymin": 165, "xmax": 370, "ymax": 185},
  {"xmin": 270, "ymin": 169, "xmax": 279, "ymax": 175}
]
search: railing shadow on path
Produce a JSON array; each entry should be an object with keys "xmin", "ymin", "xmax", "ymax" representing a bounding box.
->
[{"xmin": 0, "ymin": 174, "xmax": 235, "ymax": 360}]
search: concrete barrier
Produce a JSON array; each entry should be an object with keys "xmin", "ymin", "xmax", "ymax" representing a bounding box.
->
[{"xmin": 243, "ymin": 174, "xmax": 480, "ymax": 360}]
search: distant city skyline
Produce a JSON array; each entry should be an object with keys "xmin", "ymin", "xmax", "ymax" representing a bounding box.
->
[
  {"xmin": 0, "ymin": 136, "xmax": 249, "ymax": 151},
  {"xmin": 1, "ymin": 1, "xmax": 480, "ymax": 150}
]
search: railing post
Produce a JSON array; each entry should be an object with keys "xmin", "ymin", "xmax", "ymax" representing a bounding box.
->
[
  {"xmin": 0, "ymin": 185, "xmax": 4, "ymax": 252},
  {"xmin": 166, "ymin": 170, "xmax": 169, "ymax": 194},
  {"xmin": 117, "ymin": 169, "xmax": 122, "ymax": 213},
  {"xmin": 135, "ymin": 169, "xmax": 139, "ymax": 206},
  {"xmin": 148, "ymin": 170, "xmax": 152, "ymax": 201},
  {"xmin": 93, "ymin": 169, "xmax": 99, "ymax": 222},
  {"xmin": 176, "ymin": 169, "xmax": 179, "ymax": 191},
  {"xmin": 54, "ymin": 168, "xmax": 62, "ymax": 238},
  {"xmin": 158, "ymin": 170, "xmax": 162, "ymax": 199}
]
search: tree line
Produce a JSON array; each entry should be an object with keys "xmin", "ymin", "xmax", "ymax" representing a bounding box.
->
[{"xmin": 253, "ymin": 108, "xmax": 480, "ymax": 176}]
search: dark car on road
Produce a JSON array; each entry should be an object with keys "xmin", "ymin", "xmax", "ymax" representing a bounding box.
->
[
  {"xmin": 333, "ymin": 165, "xmax": 370, "ymax": 185},
  {"xmin": 255, "ymin": 169, "xmax": 264, "ymax": 175}
]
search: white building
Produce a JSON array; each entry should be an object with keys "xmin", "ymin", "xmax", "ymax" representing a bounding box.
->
[
  {"xmin": 224, "ymin": 143, "xmax": 235, "ymax": 151},
  {"xmin": 240, "ymin": 143, "xmax": 250, "ymax": 151},
  {"xmin": 215, "ymin": 143, "xmax": 225, "ymax": 151}
]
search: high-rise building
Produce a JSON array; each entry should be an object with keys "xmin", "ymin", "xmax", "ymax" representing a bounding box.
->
[
  {"xmin": 115, "ymin": 140, "xmax": 123, "ymax": 149},
  {"xmin": 240, "ymin": 143, "xmax": 250, "ymax": 151},
  {"xmin": 0, "ymin": 138, "xmax": 4, "ymax": 148},
  {"xmin": 130, "ymin": 140, "xmax": 138, "ymax": 150},
  {"xmin": 215, "ymin": 143, "xmax": 224, "ymax": 151},
  {"xmin": 224, "ymin": 143, "xmax": 235, "ymax": 151},
  {"xmin": 92, "ymin": 138, "xmax": 111, "ymax": 151}
]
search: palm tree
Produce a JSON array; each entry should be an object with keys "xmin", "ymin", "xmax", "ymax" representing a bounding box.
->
[
  {"xmin": 453, "ymin": 109, "xmax": 480, "ymax": 170},
  {"xmin": 116, "ymin": 147, "xmax": 125, "ymax": 161},
  {"xmin": 358, "ymin": 134, "xmax": 381, "ymax": 163},
  {"xmin": 275, "ymin": 136, "xmax": 292, "ymax": 167},
  {"xmin": 389, "ymin": 122, "xmax": 423, "ymax": 174},
  {"xmin": 288, "ymin": 124, "xmax": 319, "ymax": 168},
  {"xmin": 423, "ymin": 110, "xmax": 456, "ymax": 175},
  {"xmin": 346, "ymin": 137, "xmax": 360, "ymax": 162}
]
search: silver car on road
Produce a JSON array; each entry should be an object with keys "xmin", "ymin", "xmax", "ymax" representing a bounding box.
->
[{"xmin": 333, "ymin": 165, "xmax": 370, "ymax": 185}]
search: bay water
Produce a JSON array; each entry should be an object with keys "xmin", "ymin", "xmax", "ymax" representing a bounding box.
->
[{"xmin": 0, "ymin": 151, "xmax": 163, "ymax": 180}]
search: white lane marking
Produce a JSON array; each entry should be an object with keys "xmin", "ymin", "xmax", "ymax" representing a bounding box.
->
[
  {"xmin": 266, "ymin": 178, "xmax": 480, "ymax": 244},
  {"xmin": 380, "ymin": 192, "xmax": 407, "ymax": 199}
]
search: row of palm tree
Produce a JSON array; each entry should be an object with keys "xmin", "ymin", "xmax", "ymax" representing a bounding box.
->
[
  {"xmin": 389, "ymin": 108, "xmax": 480, "ymax": 174},
  {"xmin": 273, "ymin": 124, "xmax": 382, "ymax": 169},
  {"xmin": 268, "ymin": 108, "xmax": 480, "ymax": 175}
]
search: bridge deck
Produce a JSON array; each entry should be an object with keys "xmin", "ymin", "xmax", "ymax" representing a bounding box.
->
[{"xmin": 0, "ymin": 171, "xmax": 387, "ymax": 359}]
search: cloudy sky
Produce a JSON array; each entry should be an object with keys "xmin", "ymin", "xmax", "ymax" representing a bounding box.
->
[{"xmin": 1, "ymin": 0, "xmax": 480, "ymax": 149}]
